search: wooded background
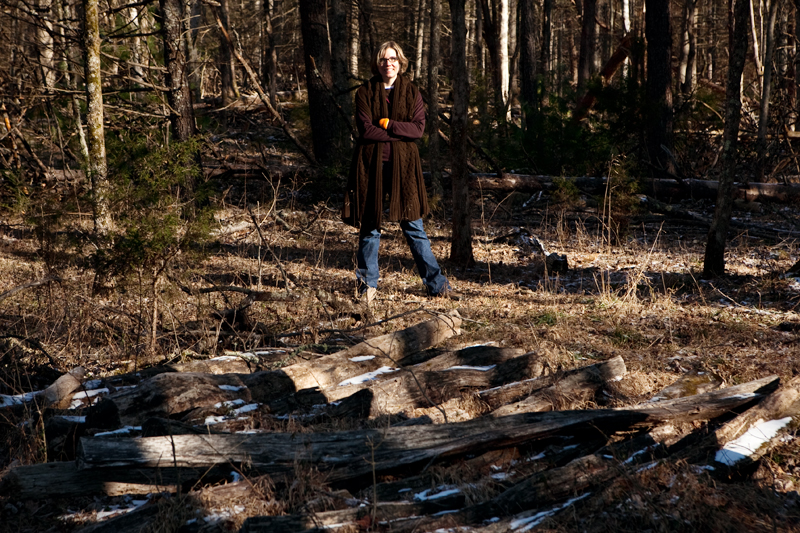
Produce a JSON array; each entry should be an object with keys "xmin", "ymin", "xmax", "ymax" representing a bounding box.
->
[{"xmin": 1, "ymin": 0, "xmax": 799, "ymax": 274}]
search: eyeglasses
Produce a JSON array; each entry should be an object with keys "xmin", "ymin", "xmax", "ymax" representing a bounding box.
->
[{"xmin": 378, "ymin": 57, "xmax": 399, "ymax": 66}]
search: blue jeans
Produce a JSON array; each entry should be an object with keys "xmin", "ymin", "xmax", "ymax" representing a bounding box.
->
[{"xmin": 357, "ymin": 218, "xmax": 449, "ymax": 296}]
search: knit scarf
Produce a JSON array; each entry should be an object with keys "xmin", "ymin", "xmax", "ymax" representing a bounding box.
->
[{"xmin": 343, "ymin": 75, "xmax": 428, "ymax": 230}]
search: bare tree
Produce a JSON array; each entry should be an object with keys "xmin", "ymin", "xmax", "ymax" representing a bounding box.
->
[
  {"xmin": 449, "ymin": 0, "xmax": 474, "ymax": 265},
  {"xmin": 519, "ymin": 0, "xmax": 537, "ymax": 127},
  {"xmin": 645, "ymin": 0, "xmax": 675, "ymax": 175},
  {"xmin": 298, "ymin": 0, "xmax": 344, "ymax": 165},
  {"xmin": 83, "ymin": 0, "xmax": 111, "ymax": 234},
  {"xmin": 704, "ymin": 0, "xmax": 750, "ymax": 277},
  {"xmin": 756, "ymin": 0, "xmax": 782, "ymax": 180},
  {"xmin": 428, "ymin": 0, "xmax": 443, "ymax": 198},
  {"xmin": 262, "ymin": 0, "xmax": 279, "ymax": 108},
  {"xmin": 159, "ymin": 0, "xmax": 196, "ymax": 143},
  {"xmin": 578, "ymin": 0, "xmax": 597, "ymax": 92},
  {"xmin": 219, "ymin": 0, "xmax": 239, "ymax": 107}
]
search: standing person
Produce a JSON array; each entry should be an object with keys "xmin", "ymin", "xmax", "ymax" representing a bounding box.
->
[{"xmin": 342, "ymin": 41, "xmax": 456, "ymax": 304}]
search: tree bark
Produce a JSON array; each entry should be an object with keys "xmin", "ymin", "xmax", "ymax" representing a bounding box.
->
[
  {"xmin": 756, "ymin": 0, "xmax": 781, "ymax": 181},
  {"xmin": 262, "ymin": 0, "xmax": 279, "ymax": 109},
  {"xmin": 329, "ymin": 0, "xmax": 352, "ymax": 122},
  {"xmin": 298, "ymin": 0, "xmax": 344, "ymax": 165},
  {"xmin": 449, "ymin": 0, "xmax": 475, "ymax": 265},
  {"xmin": 83, "ymin": 0, "xmax": 111, "ymax": 234},
  {"xmin": 159, "ymin": 0, "xmax": 196, "ymax": 143},
  {"xmin": 519, "ymin": 0, "xmax": 537, "ymax": 127},
  {"xmin": 428, "ymin": 0, "xmax": 443, "ymax": 198},
  {"xmin": 703, "ymin": 0, "xmax": 750, "ymax": 277},
  {"xmin": 645, "ymin": 0, "xmax": 675, "ymax": 175},
  {"xmin": 218, "ymin": 0, "xmax": 239, "ymax": 107},
  {"xmin": 577, "ymin": 0, "xmax": 597, "ymax": 92}
]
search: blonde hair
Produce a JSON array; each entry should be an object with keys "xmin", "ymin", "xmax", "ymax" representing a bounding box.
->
[{"xmin": 371, "ymin": 41, "xmax": 409, "ymax": 77}]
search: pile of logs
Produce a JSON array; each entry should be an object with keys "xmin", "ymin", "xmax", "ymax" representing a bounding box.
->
[{"xmin": 1, "ymin": 310, "xmax": 798, "ymax": 532}]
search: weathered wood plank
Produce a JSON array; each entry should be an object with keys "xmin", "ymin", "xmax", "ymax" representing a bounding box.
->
[{"xmin": 77, "ymin": 375, "xmax": 779, "ymax": 484}]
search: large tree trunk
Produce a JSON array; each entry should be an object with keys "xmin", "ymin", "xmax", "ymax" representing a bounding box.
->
[
  {"xmin": 159, "ymin": 0, "xmax": 196, "ymax": 143},
  {"xmin": 35, "ymin": 0, "xmax": 56, "ymax": 90},
  {"xmin": 56, "ymin": 0, "xmax": 88, "ymax": 162},
  {"xmin": 577, "ymin": 0, "xmax": 597, "ymax": 91},
  {"xmin": 359, "ymin": 0, "xmax": 376, "ymax": 68},
  {"xmin": 262, "ymin": 0, "xmax": 279, "ymax": 109},
  {"xmin": 703, "ymin": 0, "xmax": 750, "ymax": 277},
  {"xmin": 480, "ymin": 0, "xmax": 509, "ymax": 116},
  {"xmin": 428, "ymin": 0, "xmax": 443, "ymax": 198},
  {"xmin": 218, "ymin": 0, "xmax": 239, "ymax": 107},
  {"xmin": 349, "ymin": 0, "xmax": 359, "ymax": 77},
  {"xmin": 756, "ymin": 0, "xmax": 781, "ymax": 181},
  {"xmin": 645, "ymin": 0, "xmax": 675, "ymax": 175},
  {"xmin": 519, "ymin": 0, "xmax": 537, "ymax": 128},
  {"xmin": 540, "ymin": 0, "xmax": 552, "ymax": 81},
  {"xmin": 83, "ymin": 0, "xmax": 111, "ymax": 234},
  {"xmin": 678, "ymin": 0, "xmax": 699, "ymax": 95},
  {"xmin": 449, "ymin": 0, "xmax": 474, "ymax": 266},
  {"xmin": 329, "ymin": 0, "xmax": 352, "ymax": 123},
  {"xmin": 185, "ymin": 0, "xmax": 202, "ymax": 101},
  {"xmin": 298, "ymin": 0, "xmax": 343, "ymax": 165},
  {"xmin": 414, "ymin": 0, "xmax": 427, "ymax": 80}
]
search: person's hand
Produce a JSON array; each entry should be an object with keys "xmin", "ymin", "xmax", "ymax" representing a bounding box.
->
[{"xmin": 379, "ymin": 118, "xmax": 390, "ymax": 129}]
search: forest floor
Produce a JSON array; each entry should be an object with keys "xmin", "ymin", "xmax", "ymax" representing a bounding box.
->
[{"xmin": 1, "ymin": 126, "xmax": 800, "ymax": 531}]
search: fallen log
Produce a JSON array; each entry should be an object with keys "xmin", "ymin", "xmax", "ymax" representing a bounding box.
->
[
  {"xmin": 76, "ymin": 375, "xmax": 779, "ymax": 485},
  {"xmin": 0, "ymin": 460, "xmax": 229, "ymax": 498},
  {"xmin": 489, "ymin": 356, "xmax": 626, "ymax": 416},
  {"xmin": 44, "ymin": 366, "xmax": 85, "ymax": 407}
]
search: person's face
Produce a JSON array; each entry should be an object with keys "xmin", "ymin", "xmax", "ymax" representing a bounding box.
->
[{"xmin": 378, "ymin": 48, "xmax": 399, "ymax": 84}]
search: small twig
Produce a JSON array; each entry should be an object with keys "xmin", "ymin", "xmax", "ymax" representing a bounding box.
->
[
  {"xmin": 0, "ymin": 275, "xmax": 60, "ymax": 303},
  {"xmin": 248, "ymin": 208, "xmax": 294, "ymax": 292}
]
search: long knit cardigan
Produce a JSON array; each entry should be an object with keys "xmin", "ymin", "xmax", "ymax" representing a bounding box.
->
[{"xmin": 342, "ymin": 75, "xmax": 429, "ymax": 231}]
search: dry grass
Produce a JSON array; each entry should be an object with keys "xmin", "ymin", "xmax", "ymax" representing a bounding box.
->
[{"xmin": 2, "ymin": 170, "xmax": 800, "ymax": 531}]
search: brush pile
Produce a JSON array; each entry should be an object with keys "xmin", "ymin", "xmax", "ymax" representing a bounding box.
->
[{"xmin": 1, "ymin": 309, "xmax": 799, "ymax": 532}]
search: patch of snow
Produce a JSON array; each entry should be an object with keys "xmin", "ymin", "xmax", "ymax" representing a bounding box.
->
[
  {"xmin": 338, "ymin": 366, "xmax": 398, "ymax": 386},
  {"xmin": 444, "ymin": 365, "xmax": 496, "ymax": 372},
  {"xmin": 50, "ymin": 415, "xmax": 86, "ymax": 424},
  {"xmin": 218, "ymin": 384, "xmax": 246, "ymax": 392},
  {"xmin": 398, "ymin": 487, "xmax": 412, "ymax": 493},
  {"xmin": 208, "ymin": 356, "xmax": 241, "ymax": 362},
  {"xmin": 83, "ymin": 379, "xmax": 103, "ymax": 389},
  {"xmin": 526, "ymin": 452, "xmax": 546, "ymax": 461},
  {"xmin": 231, "ymin": 471, "xmax": 242, "ymax": 483},
  {"xmin": 349, "ymin": 355, "xmax": 376, "ymax": 362},
  {"xmin": 491, "ymin": 472, "xmax": 510, "ymax": 481},
  {"xmin": 214, "ymin": 399, "xmax": 246, "ymax": 409},
  {"xmin": 509, "ymin": 493, "xmax": 591, "ymax": 532},
  {"xmin": 94, "ymin": 426, "xmax": 141, "ymax": 437},
  {"xmin": 233, "ymin": 403, "xmax": 259, "ymax": 415},
  {"xmin": 714, "ymin": 417, "xmax": 793, "ymax": 465},
  {"xmin": 413, "ymin": 486, "xmax": 461, "ymax": 502}
]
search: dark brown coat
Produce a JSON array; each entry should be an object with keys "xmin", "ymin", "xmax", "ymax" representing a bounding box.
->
[{"xmin": 342, "ymin": 75, "xmax": 429, "ymax": 230}]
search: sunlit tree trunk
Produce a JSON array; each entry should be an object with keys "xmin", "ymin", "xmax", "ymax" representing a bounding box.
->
[
  {"xmin": 756, "ymin": 0, "xmax": 781, "ymax": 180},
  {"xmin": 219, "ymin": 0, "xmax": 239, "ymax": 106},
  {"xmin": 349, "ymin": 0, "xmax": 359, "ymax": 76},
  {"xmin": 429, "ymin": 0, "xmax": 443, "ymax": 197},
  {"xmin": 36, "ymin": 0, "xmax": 56, "ymax": 90},
  {"xmin": 645, "ymin": 0, "xmax": 674, "ymax": 175},
  {"xmin": 540, "ymin": 0, "xmax": 552, "ymax": 78},
  {"xmin": 449, "ymin": 0, "xmax": 474, "ymax": 265},
  {"xmin": 360, "ymin": 0, "xmax": 376, "ymax": 68},
  {"xmin": 83, "ymin": 0, "xmax": 111, "ymax": 234},
  {"xmin": 704, "ymin": 0, "xmax": 750, "ymax": 277},
  {"xmin": 678, "ymin": 0, "xmax": 698, "ymax": 95},
  {"xmin": 160, "ymin": 0, "xmax": 196, "ymax": 143},
  {"xmin": 186, "ymin": 0, "xmax": 202, "ymax": 101},
  {"xmin": 499, "ymin": 0, "xmax": 510, "ymax": 117},
  {"xmin": 480, "ymin": 0, "xmax": 510, "ymax": 115}
]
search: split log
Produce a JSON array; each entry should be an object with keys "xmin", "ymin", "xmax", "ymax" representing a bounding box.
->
[
  {"xmin": 44, "ymin": 366, "xmax": 85, "ymax": 407},
  {"xmin": 486, "ymin": 356, "xmax": 626, "ymax": 416},
  {"xmin": 76, "ymin": 375, "xmax": 779, "ymax": 485}
]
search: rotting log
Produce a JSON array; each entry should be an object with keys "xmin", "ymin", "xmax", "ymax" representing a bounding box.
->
[
  {"xmin": 486, "ymin": 356, "xmax": 626, "ymax": 415},
  {"xmin": 649, "ymin": 371, "xmax": 725, "ymax": 402},
  {"xmin": 76, "ymin": 375, "xmax": 779, "ymax": 484}
]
